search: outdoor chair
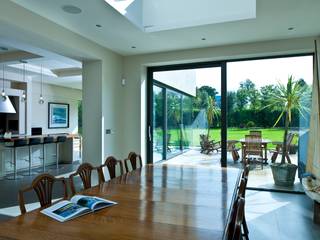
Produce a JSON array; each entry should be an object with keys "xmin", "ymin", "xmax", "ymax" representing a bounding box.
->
[
  {"xmin": 199, "ymin": 134, "xmax": 221, "ymax": 154},
  {"xmin": 270, "ymin": 133, "xmax": 295, "ymax": 163},
  {"xmin": 243, "ymin": 134, "xmax": 264, "ymax": 169},
  {"xmin": 249, "ymin": 130, "xmax": 262, "ymax": 137},
  {"xmin": 227, "ymin": 141, "xmax": 240, "ymax": 161}
]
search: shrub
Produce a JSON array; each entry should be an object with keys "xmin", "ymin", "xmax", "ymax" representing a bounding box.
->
[{"xmin": 246, "ymin": 121, "xmax": 255, "ymax": 128}]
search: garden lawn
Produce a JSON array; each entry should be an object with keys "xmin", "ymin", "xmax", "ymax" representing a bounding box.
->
[{"xmin": 163, "ymin": 128, "xmax": 297, "ymax": 148}]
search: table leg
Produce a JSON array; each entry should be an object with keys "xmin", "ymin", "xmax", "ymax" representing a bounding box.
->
[
  {"xmin": 314, "ymin": 201, "xmax": 320, "ymax": 224},
  {"xmin": 264, "ymin": 143, "xmax": 267, "ymax": 163}
]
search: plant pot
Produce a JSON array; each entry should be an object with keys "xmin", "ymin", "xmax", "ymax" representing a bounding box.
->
[{"xmin": 270, "ymin": 163, "xmax": 298, "ymax": 187}]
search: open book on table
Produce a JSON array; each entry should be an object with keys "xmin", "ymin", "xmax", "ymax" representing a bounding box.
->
[{"xmin": 41, "ymin": 195, "xmax": 117, "ymax": 222}]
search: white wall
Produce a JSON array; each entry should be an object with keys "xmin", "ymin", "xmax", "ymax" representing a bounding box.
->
[
  {"xmin": 0, "ymin": 1, "xmax": 124, "ymax": 165},
  {"xmin": 123, "ymin": 37, "xmax": 316, "ymax": 162},
  {"xmin": 30, "ymin": 81, "xmax": 82, "ymax": 134}
]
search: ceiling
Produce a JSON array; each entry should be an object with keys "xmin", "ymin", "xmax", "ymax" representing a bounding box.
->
[
  {"xmin": 0, "ymin": 46, "xmax": 82, "ymax": 90},
  {"xmin": 106, "ymin": 0, "xmax": 256, "ymax": 32},
  {"xmin": 11, "ymin": 0, "xmax": 320, "ymax": 56}
]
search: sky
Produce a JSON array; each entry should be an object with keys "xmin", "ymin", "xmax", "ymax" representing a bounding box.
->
[{"xmin": 196, "ymin": 56, "xmax": 313, "ymax": 95}]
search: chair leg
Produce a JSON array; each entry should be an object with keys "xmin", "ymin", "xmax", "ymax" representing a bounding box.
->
[
  {"xmin": 242, "ymin": 213, "xmax": 249, "ymax": 240},
  {"xmin": 28, "ymin": 146, "xmax": 32, "ymax": 176},
  {"xmin": 42, "ymin": 144, "xmax": 46, "ymax": 172},
  {"xmin": 56, "ymin": 143, "xmax": 59, "ymax": 169},
  {"xmin": 13, "ymin": 148, "xmax": 17, "ymax": 179}
]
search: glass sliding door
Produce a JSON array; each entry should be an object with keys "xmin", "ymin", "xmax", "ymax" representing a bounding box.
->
[
  {"xmin": 153, "ymin": 85, "xmax": 164, "ymax": 162},
  {"xmin": 166, "ymin": 90, "xmax": 183, "ymax": 158},
  {"xmin": 148, "ymin": 64, "xmax": 225, "ymax": 165},
  {"xmin": 226, "ymin": 55, "xmax": 313, "ymax": 191}
]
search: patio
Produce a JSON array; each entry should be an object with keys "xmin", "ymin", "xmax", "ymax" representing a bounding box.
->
[{"xmin": 162, "ymin": 147, "xmax": 304, "ymax": 192}]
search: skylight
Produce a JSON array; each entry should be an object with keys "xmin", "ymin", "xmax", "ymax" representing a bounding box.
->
[{"xmin": 105, "ymin": 0, "xmax": 256, "ymax": 32}]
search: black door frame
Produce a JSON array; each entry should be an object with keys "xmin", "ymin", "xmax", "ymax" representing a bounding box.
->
[
  {"xmin": 147, "ymin": 61, "xmax": 227, "ymax": 166},
  {"xmin": 147, "ymin": 52, "xmax": 314, "ymax": 167}
]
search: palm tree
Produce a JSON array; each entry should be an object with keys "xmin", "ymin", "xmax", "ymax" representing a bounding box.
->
[
  {"xmin": 266, "ymin": 76, "xmax": 309, "ymax": 164},
  {"xmin": 206, "ymin": 96, "xmax": 221, "ymax": 137}
]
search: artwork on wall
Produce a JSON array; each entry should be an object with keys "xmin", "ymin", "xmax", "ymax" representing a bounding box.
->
[{"xmin": 48, "ymin": 102, "xmax": 69, "ymax": 128}]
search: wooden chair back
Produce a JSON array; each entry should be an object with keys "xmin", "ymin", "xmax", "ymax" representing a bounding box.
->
[
  {"xmin": 226, "ymin": 197, "xmax": 245, "ymax": 240},
  {"xmin": 238, "ymin": 178, "xmax": 248, "ymax": 198},
  {"xmin": 249, "ymin": 130, "xmax": 262, "ymax": 137},
  {"xmin": 286, "ymin": 133, "xmax": 295, "ymax": 149},
  {"xmin": 244, "ymin": 134, "xmax": 263, "ymax": 156},
  {"xmin": 19, "ymin": 173, "xmax": 68, "ymax": 214},
  {"xmin": 98, "ymin": 156, "xmax": 124, "ymax": 183},
  {"xmin": 125, "ymin": 152, "xmax": 143, "ymax": 172},
  {"xmin": 242, "ymin": 165, "xmax": 250, "ymax": 179},
  {"xmin": 69, "ymin": 163, "xmax": 95, "ymax": 195}
]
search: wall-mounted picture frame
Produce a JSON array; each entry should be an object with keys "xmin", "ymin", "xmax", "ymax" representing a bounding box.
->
[{"xmin": 48, "ymin": 102, "xmax": 69, "ymax": 129}]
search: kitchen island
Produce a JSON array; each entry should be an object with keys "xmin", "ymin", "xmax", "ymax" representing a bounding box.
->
[{"xmin": 0, "ymin": 134, "xmax": 80, "ymax": 178}]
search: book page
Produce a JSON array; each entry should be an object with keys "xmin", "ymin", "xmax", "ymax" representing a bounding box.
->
[
  {"xmin": 71, "ymin": 195, "xmax": 117, "ymax": 211},
  {"xmin": 41, "ymin": 200, "xmax": 89, "ymax": 222}
]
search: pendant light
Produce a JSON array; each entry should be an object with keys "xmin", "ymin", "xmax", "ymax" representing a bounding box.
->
[
  {"xmin": 21, "ymin": 60, "xmax": 27, "ymax": 102},
  {"xmin": 0, "ymin": 63, "xmax": 16, "ymax": 113},
  {"xmin": 39, "ymin": 64, "xmax": 44, "ymax": 104}
]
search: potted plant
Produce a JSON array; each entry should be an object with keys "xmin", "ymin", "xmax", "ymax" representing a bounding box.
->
[{"xmin": 267, "ymin": 76, "xmax": 309, "ymax": 186}]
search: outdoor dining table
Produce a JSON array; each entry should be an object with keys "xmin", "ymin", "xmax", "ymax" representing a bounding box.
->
[
  {"xmin": 239, "ymin": 138, "xmax": 272, "ymax": 162},
  {"xmin": 0, "ymin": 164, "xmax": 241, "ymax": 240}
]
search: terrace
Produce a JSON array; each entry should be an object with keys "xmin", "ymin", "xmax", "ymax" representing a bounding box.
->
[{"xmin": 152, "ymin": 55, "xmax": 312, "ymax": 192}]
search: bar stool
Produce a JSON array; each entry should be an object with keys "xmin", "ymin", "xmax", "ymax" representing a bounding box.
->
[
  {"xmin": 26, "ymin": 137, "xmax": 42, "ymax": 175},
  {"xmin": 6, "ymin": 139, "xmax": 28, "ymax": 180},
  {"xmin": 55, "ymin": 136, "xmax": 67, "ymax": 169},
  {"xmin": 42, "ymin": 136, "xmax": 55, "ymax": 172}
]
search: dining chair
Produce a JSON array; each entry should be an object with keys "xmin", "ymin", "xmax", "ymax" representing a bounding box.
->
[
  {"xmin": 124, "ymin": 152, "xmax": 143, "ymax": 172},
  {"xmin": 226, "ymin": 197, "xmax": 245, "ymax": 240},
  {"xmin": 241, "ymin": 164, "xmax": 250, "ymax": 179},
  {"xmin": 19, "ymin": 173, "xmax": 68, "ymax": 214},
  {"xmin": 243, "ymin": 135, "xmax": 264, "ymax": 169},
  {"xmin": 98, "ymin": 156, "xmax": 124, "ymax": 183},
  {"xmin": 240, "ymin": 166, "xmax": 250, "ymax": 240},
  {"xmin": 69, "ymin": 163, "xmax": 96, "ymax": 195}
]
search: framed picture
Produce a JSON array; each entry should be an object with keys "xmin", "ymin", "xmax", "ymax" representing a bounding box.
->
[{"xmin": 48, "ymin": 102, "xmax": 69, "ymax": 129}]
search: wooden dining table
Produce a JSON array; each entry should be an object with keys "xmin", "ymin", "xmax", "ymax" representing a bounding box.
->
[
  {"xmin": 239, "ymin": 138, "xmax": 271, "ymax": 162},
  {"xmin": 0, "ymin": 164, "xmax": 241, "ymax": 240}
]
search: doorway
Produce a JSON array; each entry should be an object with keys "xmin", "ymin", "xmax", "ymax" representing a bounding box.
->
[{"xmin": 147, "ymin": 63, "xmax": 227, "ymax": 166}]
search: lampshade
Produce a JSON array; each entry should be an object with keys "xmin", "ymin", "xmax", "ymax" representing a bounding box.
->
[{"xmin": 0, "ymin": 96, "xmax": 16, "ymax": 113}]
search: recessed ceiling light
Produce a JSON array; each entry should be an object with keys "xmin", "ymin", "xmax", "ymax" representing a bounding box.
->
[
  {"xmin": 96, "ymin": 24, "xmax": 102, "ymax": 28},
  {"xmin": 62, "ymin": 5, "xmax": 82, "ymax": 14},
  {"xmin": 288, "ymin": 27, "xmax": 295, "ymax": 31},
  {"xmin": 0, "ymin": 47, "xmax": 9, "ymax": 51},
  {"xmin": 201, "ymin": 37, "xmax": 206, "ymax": 41},
  {"xmin": 131, "ymin": 46, "xmax": 136, "ymax": 49}
]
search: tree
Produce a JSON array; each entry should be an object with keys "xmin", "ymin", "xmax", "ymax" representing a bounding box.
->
[
  {"xmin": 206, "ymin": 96, "xmax": 221, "ymax": 136},
  {"xmin": 235, "ymin": 79, "xmax": 260, "ymax": 110},
  {"xmin": 198, "ymin": 86, "xmax": 218, "ymax": 99}
]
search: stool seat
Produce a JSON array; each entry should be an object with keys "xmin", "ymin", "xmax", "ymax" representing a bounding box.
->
[
  {"xmin": 9, "ymin": 139, "xmax": 28, "ymax": 148},
  {"xmin": 43, "ymin": 136, "xmax": 54, "ymax": 144},
  {"xmin": 56, "ymin": 136, "xmax": 67, "ymax": 143},
  {"xmin": 29, "ymin": 138, "xmax": 42, "ymax": 145}
]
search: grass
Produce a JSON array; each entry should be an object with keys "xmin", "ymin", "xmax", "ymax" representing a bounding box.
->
[{"xmin": 155, "ymin": 128, "xmax": 297, "ymax": 148}]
